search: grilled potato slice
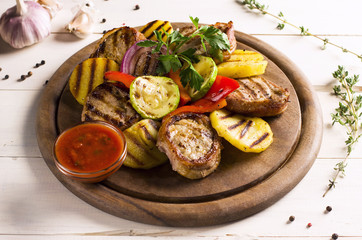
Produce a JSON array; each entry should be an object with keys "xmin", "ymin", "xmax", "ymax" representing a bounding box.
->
[
  {"xmin": 210, "ymin": 109, "xmax": 273, "ymax": 153},
  {"xmin": 217, "ymin": 50, "xmax": 267, "ymax": 78},
  {"xmin": 123, "ymin": 119, "xmax": 168, "ymax": 169},
  {"xmin": 69, "ymin": 58, "xmax": 119, "ymax": 105},
  {"xmin": 139, "ymin": 20, "xmax": 173, "ymax": 42}
]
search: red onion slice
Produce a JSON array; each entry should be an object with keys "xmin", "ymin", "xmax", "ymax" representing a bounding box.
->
[{"xmin": 120, "ymin": 41, "xmax": 168, "ymax": 77}]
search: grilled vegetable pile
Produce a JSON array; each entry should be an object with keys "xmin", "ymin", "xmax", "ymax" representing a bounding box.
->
[{"xmin": 66, "ymin": 17, "xmax": 290, "ymax": 180}]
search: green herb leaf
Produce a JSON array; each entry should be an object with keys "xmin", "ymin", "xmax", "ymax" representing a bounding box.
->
[
  {"xmin": 157, "ymin": 54, "xmax": 182, "ymax": 74},
  {"xmin": 136, "ymin": 40, "xmax": 157, "ymax": 47},
  {"xmin": 189, "ymin": 16, "xmax": 199, "ymax": 29},
  {"xmin": 180, "ymin": 48, "xmax": 199, "ymax": 63},
  {"xmin": 179, "ymin": 64, "xmax": 203, "ymax": 90}
]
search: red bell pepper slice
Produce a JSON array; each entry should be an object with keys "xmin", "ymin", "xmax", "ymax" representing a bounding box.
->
[
  {"xmin": 162, "ymin": 75, "xmax": 237, "ymax": 120},
  {"xmin": 203, "ymin": 75, "xmax": 240, "ymax": 102},
  {"xmin": 163, "ymin": 98, "xmax": 227, "ymax": 122},
  {"xmin": 104, "ymin": 71, "xmax": 136, "ymax": 88},
  {"xmin": 168, "ymin": 69, "xmax": 191, "ymax": 107}
]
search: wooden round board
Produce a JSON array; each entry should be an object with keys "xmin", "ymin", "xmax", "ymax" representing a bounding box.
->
[{"xmin": 36, "ymin": 23, "xmax": 323, "ymax": 227}]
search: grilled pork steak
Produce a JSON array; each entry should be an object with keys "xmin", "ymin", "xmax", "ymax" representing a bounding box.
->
[
  {"xmin": 90, "ymin": 27, "xmax": 146, "ymax": 65},
  {"xmin": 225, "ymin": 76, "xmax": 290, "ymax": 117},
  {"xmin": 157, "ymin": 112, "xmax": 222, "ymax": 179},
  {"xmin": 81, "ymin": 82, "xmax": 141, "ymax": 130}
]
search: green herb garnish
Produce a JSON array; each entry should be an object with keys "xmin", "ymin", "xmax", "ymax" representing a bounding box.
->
[
  {"xmin": 323, "ymin": 66, "xmax": 362, "ymax": 197},
  {"xmin": 137, "ymin": 16, "xmax": 230, "ymax": 90}
]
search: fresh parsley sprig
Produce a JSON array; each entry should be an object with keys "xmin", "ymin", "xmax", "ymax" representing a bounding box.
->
[
  {"xmin": 323, "ymin": 66, "xmax": 362, "ymax": 197},
  {"xmin": 137, "ymin": 16, "xmax": 230, "ymax": 90}
]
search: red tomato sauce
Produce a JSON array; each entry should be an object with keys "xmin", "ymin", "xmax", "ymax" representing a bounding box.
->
[{"xmin": 55, "ymin": 123, "xmax": 124, "ymax": 173}]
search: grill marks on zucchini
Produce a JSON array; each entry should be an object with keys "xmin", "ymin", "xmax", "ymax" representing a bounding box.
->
[
  {"xmin": 69, "ymin": 58, "xmax": 119, "ymax": 105},
  {"xmin": 210, "ymin": 109, "xmax": 273, "ymax": 153},
  {"xmin": 130, "ymin": 76, "xmax": 180, "ymax": 120}
]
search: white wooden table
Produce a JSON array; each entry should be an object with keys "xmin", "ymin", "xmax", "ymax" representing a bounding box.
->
[{"xmin": 1, "ymin": 0, "xmax": 362, "ymax": 239}]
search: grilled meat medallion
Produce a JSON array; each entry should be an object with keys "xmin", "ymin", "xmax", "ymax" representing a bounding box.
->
[
  {"xmin": 225, "ymin": 76, "xmax": 290, "ymax": 117},
  {"xmin": 90, "ymin": 26, "xmax": 146, "ymax": 65},
  {"xmin": 81, "ymin": 82, "xmax": 141, "ymax": 130},
  {"xmin": 157, "ymin": 112, "xmax": 222, "ymax": 179}
]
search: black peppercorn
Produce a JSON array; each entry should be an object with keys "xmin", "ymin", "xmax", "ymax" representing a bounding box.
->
[
  {"xmin": 103, "ymin": 30, "xmax": 107, "ymax": 34},
  {"xmin": 20, "ymin": 75, "xmax": 26, "ymax": 80},
  {"xmin": 86, "ymin": 3, "xmax": 90, "ymax": 7},
  {"xmin": 288, "ymin": 215, "xmax": 295, "ymax": 222},
  {"xmin": 35, "ymin": 63, "xmax": 40, "ymax": 68},
  {"xmin": 0, "ymin": 67, "xmax": 2, "ymax": 71},
  {"xmin": 41, "ymin": 60, "xmax": 45, "ymax": 65},
  {"xmin": 331, "ymin": 233, "xmax": 338, "ymax": 239},
  {"xmin": 3, "ymin": 74, "xmax": 9, "ymax": 80},
  {"xmin": 101, "ymin": 18, "xmax": 106, "ymax": 23},
  {"xmin": 134, "ymin": 4, "xmax": 140, "ymax": 10},
  {"xmin": 326, "ymin": 206, "xmax": 332, "ymax": 212}
]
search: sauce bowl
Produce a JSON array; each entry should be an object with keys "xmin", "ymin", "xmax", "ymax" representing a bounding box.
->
[{"xmin": 53, "ymin": 121, "xmax": 127, "ymax": 183}]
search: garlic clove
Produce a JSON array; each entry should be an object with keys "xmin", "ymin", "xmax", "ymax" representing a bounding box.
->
[
  {"xmin": 37, "ymin": 0, "xmax": 63, "ymax": 19},
  {"xmin": 65, "ymin": 1, "xmax": 97, "ymax": 39},
  {"xmin": 0, "ymin": 0, "xmax": 51, "ymax": 49},
  {"xmin": 65, "ymin": 11, "xmax": 94, "ymax": 39}
]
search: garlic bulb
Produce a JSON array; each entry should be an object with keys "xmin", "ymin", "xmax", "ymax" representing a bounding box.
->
[
  {"xmin": 65, "ymin": 1, "xmax": 96, "ymax": 39},
  {"xmin": 37, "ymin": 0, "xmax": 63, "ymax": 19},
  {"xmin": 0, "ymin": 0, "xmax": 51, "ymax": 49}
]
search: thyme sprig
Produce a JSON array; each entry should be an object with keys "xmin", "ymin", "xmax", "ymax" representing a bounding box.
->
[
  {"xmin": 238, "ymin": 0, "xmax": 362, "ymax": 61},
  {"xmin": 323, "ymin": 66, "xmax": 362, "ymax": 197}
]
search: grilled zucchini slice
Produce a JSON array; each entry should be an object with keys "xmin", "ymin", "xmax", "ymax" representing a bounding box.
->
[
  {"xmin": 130, "ymin": 76, "xmax": 180, "ymax": 120},
  {"xmin": 123, "ymin": 119, "xmax": 168, "ymax": 169},
  {"xmin": 186, "ymin": 56, "xmax": 218, "ymax": 101},
  {"xmin": 139, "ymin": 20, "xmax": 173, "ymax": 42},
  {"xmin": 217, "ymin": 50, "xmax": 267, "ymax": 78},
  {"xmin": 210, "ymin": 109, "xmax": 273, "ymax": 153},
  {"xmin": 69, "ymin": 58, "xmax": 119, "ymax": 105}
]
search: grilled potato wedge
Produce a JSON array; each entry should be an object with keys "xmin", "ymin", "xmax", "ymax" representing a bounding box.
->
[
  {"xmin": 123, "ymin": 119, "xmax": 168, "ymax": 169},
  {"xmin": 210, "ymin": 109, "xmax": 273, "ymax": 153},
  {"xmin": 217, "ymin": 50, "xmax": 267, "ymax": 78},
  {"xmin": 139, "ymin": 20, "xmax": 173, "ymax": 42},
  {"xmin": 69, "ymin": 58, "xmax": 119, "ymax": 105}
]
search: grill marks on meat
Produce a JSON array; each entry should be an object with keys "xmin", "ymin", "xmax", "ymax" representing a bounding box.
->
[
  {"xmin": 90, "ymin": 27, "xmax": 146, "ymax": 65},
  {"xmin": 157, "ymin": 112, "xmax": 222, "ymax": 179},
  {"xmin": 131, "ymin": 49, "xmax": 161, "ymax": 77},
  {"xmin": 81, "ymin": 82, "xmax": 141, "ymax": 130},
  {"xmin": 226, "ymin": 76, "xmax": 290, "ymax": 117}
]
